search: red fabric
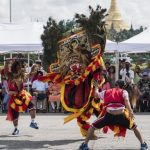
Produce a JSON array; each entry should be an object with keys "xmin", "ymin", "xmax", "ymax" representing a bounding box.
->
[
  {"xmin": 38, "ymin": 72, "xmax": 62, "ymax": 83},
  {"xmin": 108, "ymin": 125, "xmax": 126, "ymax": 137},
  {"xmin": 103, "ymin": 126, "xmax": 109, "ymax": 133},
  {"xmin": 77, "ymin": 116, "xmax": 91, "ymax": 131},
  {"xmin": 8, "ymin": 80, "xmax": 23, "ymax": 91},
  {"xmin": 82, "ymin": 123, "xmax": 90, "ymax": 130},
  {"xmin": 104, "ymin": 88, "xmax": 124, "ymax": 105},
  {"xmin": 7, "ymin": 81, "xmax": 17, "ymax": 121},
  {"xmin": 8, "ymin": 81, "xmax": 17, "ymax": 91},
  {"xmin": 7, "ymin": 81, "xmax": 32, "ymax": 121},
  {"xmin": 64, "ymin": 78, "xmax": 91, "ymax": 109},
  {"xmin": 6, "ymin": 96, "xmax": 14, "ymax": 121}
]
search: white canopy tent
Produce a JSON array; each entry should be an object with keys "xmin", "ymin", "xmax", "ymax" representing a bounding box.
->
[
  {"xmin": 0, "ymin": 22, "xmax": 45, "ymax": 91},
  {"xmin": 111, "ymin": 28, "xmax": 150, "ymax": 80},
  {"xmin": 0, "ymin": 22, "xmax": 118, "ymax": 53},
  {"xmin": 105, "ymin": 39, "xmax": 118, "ymax": 53},
  {"xmin": 118, "ymin": 28, "xmax": 150, "ymax": 53},
  {"xmin": 0, "ymin": 22, "xmax": 44, "ymax": 53}
]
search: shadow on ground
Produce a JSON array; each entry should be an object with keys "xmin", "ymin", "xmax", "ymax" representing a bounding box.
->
[
  {"xmin": 0, "ymin": 135, "xmax": 33, "ymax": 138},
  {"xmin": 0, "ymin": 139, "xmax": 84, "ymax": 149}
]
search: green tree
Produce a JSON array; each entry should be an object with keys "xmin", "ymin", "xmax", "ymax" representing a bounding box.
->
[
  {"xmin": 41, "ymin": 18, "xmax": 75, "ymax": 71},
  {"xmin": 41, "ymin": 18, "xmax": 61, "ymax": 71},
  {"xmin": 107, "ymin": 25, "xmax": 146, "ymax": 42}
]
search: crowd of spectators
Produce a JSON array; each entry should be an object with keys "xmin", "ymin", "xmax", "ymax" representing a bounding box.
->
[
  {"xmin": 0, "ymin": 59, "xmax": 62, "ymax": 113},
  {"xmin": 0, "ymin": 58, "xmax": 150, "ymax": 113},
  {"xmin": 104, "ymin": 59, "xmax": 150, "ymax": 112}
]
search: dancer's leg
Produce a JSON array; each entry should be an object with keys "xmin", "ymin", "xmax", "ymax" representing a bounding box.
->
[
  {"xmin": 12, "ymin": 109, "xmax": 19, "ymax": 135},
  {"xmin": 28, "ymin": 102, "xmax": 39, "ymax": 129},
  {"xmin": 133, "ymin": 127, "xmax": 144, "ymax": 144}
]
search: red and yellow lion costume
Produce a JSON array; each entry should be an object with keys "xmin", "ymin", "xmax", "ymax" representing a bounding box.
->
[{"xmin": 39, "ymin": 28, "xmax": 106, "ymax": 137}]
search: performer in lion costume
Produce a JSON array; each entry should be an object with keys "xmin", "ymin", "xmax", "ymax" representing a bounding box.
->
[{"xmin": 40, "ymin": 5, "xmax": 107, "ymax": 137}]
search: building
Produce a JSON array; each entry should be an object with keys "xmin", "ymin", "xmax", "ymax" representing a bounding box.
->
[{"xmin": 105, "ymin": 0, "xmax": 129, "ymax": 32}]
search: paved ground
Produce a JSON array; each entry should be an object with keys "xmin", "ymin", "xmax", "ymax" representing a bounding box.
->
[{"xmin": 0, "ymin": 113, "xmax": 149, "ymax": 150}]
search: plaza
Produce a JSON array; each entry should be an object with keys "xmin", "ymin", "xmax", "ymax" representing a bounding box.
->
[{"xmin": 0, "ymin": 113, "xmax": 149, "ymax": 150}]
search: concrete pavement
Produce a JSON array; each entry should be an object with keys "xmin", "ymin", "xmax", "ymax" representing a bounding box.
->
[{"xmin": 0, "ymin": 113, "xmax": 150, "ymax": 150}]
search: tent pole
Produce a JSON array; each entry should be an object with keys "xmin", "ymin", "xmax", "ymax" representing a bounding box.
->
[
  {"xmin": 115, "ymin": 50, "xmax": 119, "ymax": 81},
  {"xmin": 27, "ymin": 53, "xmax": 30, "ymax": 73},
  {"xmin": 10, "ymin": 52, "xmax": 12, "ymax": 58},
  {"xmin": 27, "ymin": 53, "xmax": 30, "ymax": 92}
]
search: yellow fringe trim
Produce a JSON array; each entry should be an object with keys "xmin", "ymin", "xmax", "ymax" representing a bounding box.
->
[
  {"xmin": 62, "ymin": 79, "xmax": 94, "ymax": 124},
  {"xmin": 14, "ymin": 99, "xmax": 23, "ymax": 105},
  {"xmin": 77, "ymin": 121, "xmax": 89, "ymax": 137},
  {"xmin": 10, "ymin": 102, "xmax": 16, "ymax": 109},
  {"xmin": 18, "ymin": 106, "xmax": 23, "ymax": 112}
]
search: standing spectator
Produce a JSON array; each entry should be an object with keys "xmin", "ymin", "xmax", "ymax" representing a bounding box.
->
[
  {"xmin": 105, "ymin": 61, "xmax": 110, "ymax": 72},
  {"xmin": 107, "ymin": 65, "xmax": 116, "ymax": 88},
  {"xmin": 29, "ymin": 64, "xmax": 39, "ymax": 83},
  {"xmin": 25, "ymin": 61, "xmax": 33, "ymax": 73},
  {"xmin": 119, "ymin": 59, "xmax": 126, "ymax": 79},
  {"xmin": 120, "ymin": 60, "xmax": 134, "ymax": 85},
  {"xmin": 1, "ymin": 61, "xmax": 12, "ymax": 113},
  {"xmin": 32, "ymin": 71, "xmax": 48, "ymax": 112},
  {"xmin": 1, "ymin": 61, "xmax": 12, "ymax": 81},
  {"xmin": 2, "ymin": 77, "xmax": 9, "ymax": 112},
  {"xmin": 120, "ymin": 60, "xmax": 136, "ymax": 110},
  {"xmin": 138, "ymin": 72, "xmax": 150, "ymax": 112}
]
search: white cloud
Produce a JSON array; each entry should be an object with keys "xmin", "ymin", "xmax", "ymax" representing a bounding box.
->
[{"xmin": 0, "ymin": 0, "xmax": 149, "ymax": 28}]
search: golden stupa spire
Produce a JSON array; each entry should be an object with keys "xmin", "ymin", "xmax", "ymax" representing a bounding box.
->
[{"xmin": 105, "ymin": 0, "xmax": 129, "ymax": 32}]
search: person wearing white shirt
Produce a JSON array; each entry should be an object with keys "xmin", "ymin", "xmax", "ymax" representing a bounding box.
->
[
  {"xmin": 32, "ymin": 71, "xmax": 48, "ymax": 112},
  {"xmin": 120, "ymin": 60, "xmax": 134, "ymax": 84}
]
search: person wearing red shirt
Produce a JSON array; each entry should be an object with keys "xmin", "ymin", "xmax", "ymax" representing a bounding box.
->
[{"xmin": 79, "ymin": 80, "xmax": 148, "ymax": 150}]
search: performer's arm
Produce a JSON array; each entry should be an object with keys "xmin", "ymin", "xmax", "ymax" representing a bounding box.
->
[
  {"xmin": 94, "ymin": 88, "xmax": 105, "ymax": 100},
  {"xmin": 125, "ymin": 100, "xmax": 134, "ymax": 118},
  {"xmin": 94, "ymin": 88, "xmax": 99, "ymax": 98},
  {"xmin": 123, "ymin": 90, "xmax": 134, "ymax": 118}
]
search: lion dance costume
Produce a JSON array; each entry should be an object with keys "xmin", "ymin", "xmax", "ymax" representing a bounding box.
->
[
  {"xmin": 40, "ymin": 6, "xmax": 108, "ymax": 137},
  {"xmin": 41, "ymin": 31, "xmax": 104, "ymax": 136}
]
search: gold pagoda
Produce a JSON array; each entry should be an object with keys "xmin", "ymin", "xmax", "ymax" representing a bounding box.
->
[{"xmin": 105, "ymin": 0, "xmax": 129, "ymax": 32}]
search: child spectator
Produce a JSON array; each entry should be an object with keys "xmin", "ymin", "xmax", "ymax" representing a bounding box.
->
[{"xmin": 48, "ymin": 81, "xmax": 61, "ymax": 112}]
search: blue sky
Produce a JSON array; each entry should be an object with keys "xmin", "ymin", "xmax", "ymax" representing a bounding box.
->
[{"xmin": 0, "ymin": 0, "xmax": 149, "ymax": 28}]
